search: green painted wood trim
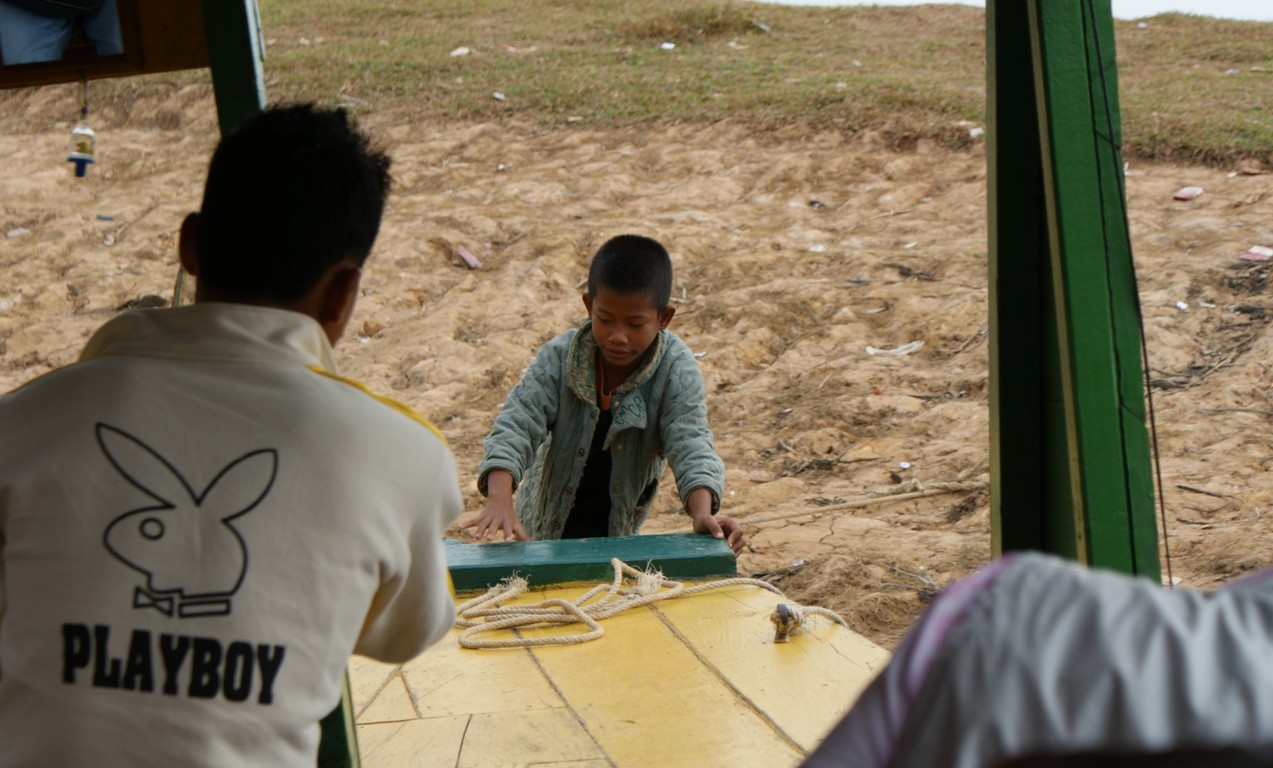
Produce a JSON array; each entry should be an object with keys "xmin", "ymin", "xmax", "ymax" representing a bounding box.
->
[
  {"xmin": 445, "ymin": 533, "xmax": 737, "ymax": 593},
  {"xmin": 988, "ymin": 0, "xmax": 1083, "ymax": 560},
  {"xmin": 317, "ymin": 672, "xmax": 361, "ymax": 768},
  {"xmin": 988, "ymin": 0, "xmax": 1059, "ymax": 556},
  {"xmin": 1027, "ymin": 0, "xmax": 1159, "ymax": 578},
  {"xmin": 201, "ymin": 0, "xmax": 266, "ymax": 136}
]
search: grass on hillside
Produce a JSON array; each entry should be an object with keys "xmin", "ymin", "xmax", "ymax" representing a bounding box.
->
[{"xmin": 5, "ymin": 1, "xmax": 1271, "ymax": 166}]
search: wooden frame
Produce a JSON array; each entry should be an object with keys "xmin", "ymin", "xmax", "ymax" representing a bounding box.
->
[{"xmin": 0, "ymin": 0, "xmax": 208, "ymax": 90}]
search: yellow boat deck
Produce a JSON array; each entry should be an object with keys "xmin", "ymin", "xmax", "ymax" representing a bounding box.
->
[{"xmin": 348, "ymin": 581, "xmax": 889, "ymax": 767}]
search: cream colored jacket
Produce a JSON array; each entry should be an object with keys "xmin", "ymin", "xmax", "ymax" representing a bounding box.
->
[{"xmin": 0, "ymin": 304, "xmax": 461, "ymax": 767}]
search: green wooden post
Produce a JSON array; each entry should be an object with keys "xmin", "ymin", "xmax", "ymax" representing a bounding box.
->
[
  {"xmin": 987, "ymin": 0, "xmax": 1068, "ymax": 558},
  {"xmin": 316, "ymin": 674, "xmax": 361, "ymax": 768},
  {"xmin": 200, "ymin": 0, "xmax": 266, "ymax": 135},
  {"xmin": 988, "ymin": 0, "xmax": 1160, "ymax": 579}
]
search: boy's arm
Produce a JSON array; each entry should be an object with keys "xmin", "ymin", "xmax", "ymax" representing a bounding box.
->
[
  {"xmin": 355, "ymin": 444, "xmax": 464, "ymax": 662},
  {"xmin": 468, "ymin": 333, "xmax": 569, "ymax": 539},
  {"xmin": 686, "ymin": 487, "xmax": 746, "ymax": 554},
  {"xmin": 476, "ymin": 336, "xmax": 567, "ymax": 491},
  {"xmin": 657, "ymin": 340, "xmax": 745, "ymax": 552},
  {"xmin": 658, "ymin": 342, "xmax": 725, "ymax": 512},
  {"xmin": 463, "ymin": 468, "xmax": 528, "ymax": 541}
]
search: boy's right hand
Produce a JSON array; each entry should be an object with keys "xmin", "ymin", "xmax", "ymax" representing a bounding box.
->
[{"xmin": 460, "ymin": 495, "xmax": 529, "ymax": 542}]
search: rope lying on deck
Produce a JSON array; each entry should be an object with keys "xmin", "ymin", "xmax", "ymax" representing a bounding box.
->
[
  {"xmin": 455, "ymin": 557, "xmax": 847, "ymax": 649},
  {"xmin": 740, "ymin": 478, "xmax": 986, "ymax": 526}
]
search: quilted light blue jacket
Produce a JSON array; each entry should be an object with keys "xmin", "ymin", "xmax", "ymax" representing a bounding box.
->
[{"xmin": 477, "ymin": 320, "xmax": 724, "ymax": 539}]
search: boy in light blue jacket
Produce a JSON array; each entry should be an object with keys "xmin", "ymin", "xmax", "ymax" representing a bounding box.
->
[{"xmin": 464, "ymin": 235, "xmax": 746, "ymax": 554}]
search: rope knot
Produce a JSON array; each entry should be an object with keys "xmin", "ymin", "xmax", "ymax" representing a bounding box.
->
[
  {"xmin": 632, "ymin": 567, "xmax": 665, "ymax": 596},
  {"xmin": 769, "ymin": 602, "xmax": 849, "ymax": 643},
  {"xmin": 770, "ymin": 603, "xmax": 803, "ymax": 643}
]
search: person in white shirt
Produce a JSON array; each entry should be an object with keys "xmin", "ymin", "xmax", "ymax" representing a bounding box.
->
[
  {"xmin": 801, "ymin": 552, "xmax": 1273, "ymax": 768},
  {"xmin": 0, "ymin": 104, "xmax": 462, "ymax": 767}
]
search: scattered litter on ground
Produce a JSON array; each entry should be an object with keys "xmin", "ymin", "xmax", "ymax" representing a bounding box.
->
[
  {"xmin": 1240, "ymin": 245, "xmax": 1273, "ymax": 262},
  {"xmin": 456, "ymin": 245, "xmax": 481, "ymax": 269},
  {"xmin": 449, "ymin": 46, "xmax": 471, "ymax": 57},
  {"xmin": 1172, "ymin": 186, "xmax": 1203, "ymax": 201},
  {"xmin": 866, "ymin": 341, "xmax": 924, "ymax": 357},
  {"xmin": 660, "ymin": 42, "xmax": 675, "ymax": 50},
  {"xmin": 492, "ymin": 92, "xmax": 506, "ymax": 101}
]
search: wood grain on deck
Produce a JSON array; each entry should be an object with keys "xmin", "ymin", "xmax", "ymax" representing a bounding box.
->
[{"xmin": 351, "ymin": 582, "xmax": 889, "ymax": 768}]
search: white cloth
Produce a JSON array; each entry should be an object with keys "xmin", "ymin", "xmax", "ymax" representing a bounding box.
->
[
  {"xmin": 0, "ymin": 304, "xmax": 462, "ymax": 767},
  {"xmin": 803, "ymin": 553, "xmax": 1273, "ymax": 768}
]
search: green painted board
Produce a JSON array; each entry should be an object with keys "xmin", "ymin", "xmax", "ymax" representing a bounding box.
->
[
  {"xmin": 988, "ymin": 0, "xmax": 1053, "ymax": 556},
  {"xmin": 317, "ymin": 673, "xmax": 360, "ymax": 768},
  {"xmin": 445, "ymin": 533, "xmax": 737, "ymax": 592},
  {"xmin": 1028, "ymin": 0, "xmax": 1159, "ymax": 578},
  {"xmin": 987, "ymin": 0, "xmax": 1159, "ymax": 579},
  {"xmin": 201, "ymin": 0, "xmax": 266, "ymax": 135}
]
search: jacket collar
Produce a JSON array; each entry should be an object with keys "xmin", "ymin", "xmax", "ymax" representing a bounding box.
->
[
  {"xmin": 565, "ymin": 319, "xmax": 665, "ymax": 405},
  {"xmin": 79, "ymin": 303, "xmax": 341, "ymax": 373}
]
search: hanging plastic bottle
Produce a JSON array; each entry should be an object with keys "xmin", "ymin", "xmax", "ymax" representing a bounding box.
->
[
  {"xmin": 68, "ymin": 107, "xmax": 95, "ymax": 177},
  {"xmin": 68, "ymin": 82, "xmax": 95, "ymax": 178}
]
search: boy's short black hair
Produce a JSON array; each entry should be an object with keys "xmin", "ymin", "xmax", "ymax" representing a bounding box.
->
[
  {"xmin": 587, "ymin": 235, "xmax": 673, "ymax": 310},
  {"xmin": 195, "ymin": 103, "xmax": 392, "ymax": 304}
]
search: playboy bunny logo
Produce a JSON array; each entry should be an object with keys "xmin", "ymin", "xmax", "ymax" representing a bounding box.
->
[{"xmin": 97, "ymin": 423, "xmax": 277, "ymax": 619}]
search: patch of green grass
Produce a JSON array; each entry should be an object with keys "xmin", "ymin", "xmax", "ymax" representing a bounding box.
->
[
  {"xmin": 1114, "ymin": 13, "xmax": 1273, "ymax": 165},
  {"xmin": 617, "ymin": 3, "xmax": 764, "ymax": 44},
  {"xmin": 5, "ymin": 1, "xmax": 1270, "ymax": 165}
]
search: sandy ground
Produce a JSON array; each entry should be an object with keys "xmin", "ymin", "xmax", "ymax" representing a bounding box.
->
[{"xmin": 3, "ymin": 86, "xmax": 1272, "ymax": 647}]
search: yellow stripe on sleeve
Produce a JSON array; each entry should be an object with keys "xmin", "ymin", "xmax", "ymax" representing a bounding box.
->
[{"xmin": 306, "ymin": 365, "xmax": 449, "ymax": 447}]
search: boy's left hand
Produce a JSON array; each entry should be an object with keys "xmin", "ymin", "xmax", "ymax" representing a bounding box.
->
[{"xmin": 692, "ymin": 511, "xmax": 747, "ymax": 555}]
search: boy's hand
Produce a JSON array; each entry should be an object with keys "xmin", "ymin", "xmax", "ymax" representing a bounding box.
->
[
  {"xmin": 460, "ymin": 497, "xmax": 529, "ymax": 542},
  {"xmin": 691, "ymin": 510, "xmax": 747, "ymax": 555}
]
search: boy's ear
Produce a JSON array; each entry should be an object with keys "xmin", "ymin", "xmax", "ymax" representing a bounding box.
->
[
  {"xmin": 318, "ymin": 264, "xmax": 363, "ymax": 345},
  {"xmin": 178, "ymin": 213, "xmax": 200, "ymax": 276},
  {"xmin": 658, "ymin": 305, "xmax": 676, "ymax": 329},
  {"xmin": 581, "ymin": 293, "xmax": 593, "ymax": 313}
]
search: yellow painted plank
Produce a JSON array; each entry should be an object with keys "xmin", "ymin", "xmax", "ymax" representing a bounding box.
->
[
  {"xmin": 458, "ymin": 708, "xmax": 608, "ymax": 768},
  {"xmin": 652, "ymin": 584, "xmax": 891, "ymax": 750},
  {"xmin": 365, "ymin": 583, "xmax": 890, "ymax": 767},
  {"xmin": 358, "ymin": 672, "xmax": 420, "ymax": 724},
  {"xmin": 525, "ymin": 593, "xmax": 807, "ymax": 767},
  {"xmin": 358, "ymin": 716, "xmax": 467, "ymax": 768},
  {"xmin": 349, "ymin": 655, "xmax": 399, "ymax": 717},
  {"xmin": 400, "ymin": 628, "xmax": 565, "ymax": 718}
]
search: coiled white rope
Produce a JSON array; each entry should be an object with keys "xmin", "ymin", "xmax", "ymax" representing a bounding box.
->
[{"xmin": 455, "ymin": 557, "xmax": 848, "ymax": 649}]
